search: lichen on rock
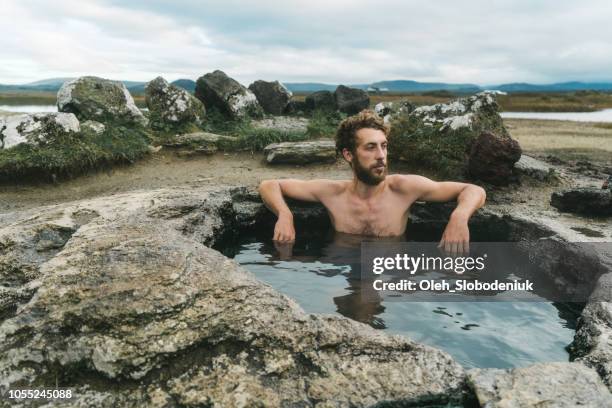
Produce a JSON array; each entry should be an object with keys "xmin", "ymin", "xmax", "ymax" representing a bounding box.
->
[{"xmin": 145, "ymin": 76, "xmax": 205, "ymax": 132}]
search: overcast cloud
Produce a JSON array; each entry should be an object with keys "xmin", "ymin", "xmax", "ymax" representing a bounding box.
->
[{"xmin": 1, "ymin": 0, "xmax": 611, "ymax": 85}]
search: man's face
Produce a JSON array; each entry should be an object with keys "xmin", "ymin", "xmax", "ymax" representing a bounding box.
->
[{"xmin": 348, "ymin": 128, "xmax": 388, "ymax": 185}]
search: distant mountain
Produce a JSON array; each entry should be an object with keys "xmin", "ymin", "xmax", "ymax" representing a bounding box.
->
[{"xmin": 2, "ymin": 78, "xmax": 612, "ymax": 94}]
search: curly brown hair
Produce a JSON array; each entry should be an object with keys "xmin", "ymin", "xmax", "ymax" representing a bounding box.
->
[{"xmin": 335, "ymin": 109, "xmax": 390, "ymax": 156}]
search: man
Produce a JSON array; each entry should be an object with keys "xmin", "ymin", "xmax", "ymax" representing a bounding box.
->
[{"xmin": 258, "ymin": 110, "xmax": 486, "ymax": 254}]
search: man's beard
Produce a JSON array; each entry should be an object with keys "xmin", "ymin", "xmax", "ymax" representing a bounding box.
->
[{"xmin": 353, "ymin": 157, "xmax": 387, "ymax": 185}]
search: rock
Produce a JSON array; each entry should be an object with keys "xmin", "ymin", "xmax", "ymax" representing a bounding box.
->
[
  {"xmin": 334, "ymin": 85, "xmax": 370, "ymax": 114},
  {"xmin": 515, "ymin": 154, "xmax": 554, "ymax": 181},
  {"xmin": 264, "ymin": 140, "xmax": 337, "ymax": 164},
  {"xmin": 468, "ymin": 363, "xmax": 612, "ymax": 407},
  {"xmin": 145, "ymin": 76, "xmax": 206, "ymax": 130},
  {"xmin": 248, "ymin": 80, "xmax": 292, "ymax": 115},
  {"xmin": 251, "ymin": 116, "xmax": 309, "ymax": 133},
  {"xmin": 375, "ymin": 100, "xmax": 415, "ymax": 123},
  {"xmin": 161, "ymin": 131, "xmax": 238, "ymax": 152},
  {"xmin": 551, "ymin": 188, "xmax": 612, "ymax": 216},
  {"xmin": 285, "ymin": 100, "xmax": 309, "ymax": 115},
  {"xmin": 57, "ymin": 76, "xmax": 147, "ymax": 126},
  {"xmin": 467, "ymin": 131, "xmax": 522, "ymax": 185},
  {"xmin": 0, "ymin": 112, "xmax": 80, "ymax": 149},
  {"xmin": 195, "ymin": 70, "xmax": 263, "ymax": 119},
  {"xmin": 389, "ymin": 92, "xmax": 510, "ymax": 178},
  {"xmin": 0, "ymin": 186, "xmax": 467, "ymax": 406},
  {"xmin": 81, "ymin": 120, "xmax": 106, "ymax": 135},
  {"xmin": 305, "ymin": 90, "xmax": 337, "ymax": 112}
]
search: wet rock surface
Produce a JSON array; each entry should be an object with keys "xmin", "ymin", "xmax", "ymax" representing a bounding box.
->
[
  {"xmin": 0, "ymin": 187, "xmax": 468, "ymax": 406},
  {"xmin": 551, "ymin": 188, "xmax": 612, "ymax": 216},
  {"xmin": 145, "ymin": 76, "xmax": 206, "ymax": 130},
  {"xmin": 0, "ymin": 112, "xmax": 80, "ymax": 150},
  {"xmin": 264, "ymin": 140, "xmax": 337, "ymax": 164},
  {"xmin": 195, "ymin": 70, "xmax": 263, "ymax": 120},
  {"xmin": 468, "ymin": 362, "xmax": 612, "ymax": 407},
  {"xmin": 248, "ymin": 80, "xmax": 292, "ymax": 115},
  {"xmin": 334, "ymin": 85, "xmax": 370, "ymax": 114},
  {"xmin": 57, "ymin": 76, "xmax": 147, "ymax": 126}
]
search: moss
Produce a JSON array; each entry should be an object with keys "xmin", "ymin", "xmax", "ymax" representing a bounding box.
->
[{"xmin": 0, "ymin": 125, "xmax": 151, "ymax": 183}]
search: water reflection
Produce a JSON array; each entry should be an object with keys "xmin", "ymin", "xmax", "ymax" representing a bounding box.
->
[{"xmin": 227, "ymin": 229, "xmax": 581, "ymax": 368}]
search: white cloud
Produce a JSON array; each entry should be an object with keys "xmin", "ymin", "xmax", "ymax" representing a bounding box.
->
[{"xmin": 1, "ymin": 0, "xmax": 612, "ymax": 85}]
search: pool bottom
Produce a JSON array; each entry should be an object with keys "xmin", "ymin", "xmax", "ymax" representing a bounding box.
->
[{"xmin": 222, "ymin": 232, "xmax": 582, "ymax": 369}]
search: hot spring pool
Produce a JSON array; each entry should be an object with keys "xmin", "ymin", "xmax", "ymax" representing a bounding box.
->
[{"xmin": 221, "ymin": 229, "xmax": 582, "ymax": 369}]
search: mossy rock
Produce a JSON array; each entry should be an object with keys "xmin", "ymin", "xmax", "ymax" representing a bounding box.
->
[
  {"xmin": 145, "ymin": 76, "xmax": 206, "ymax": 132},
  {"xmin": 57, "ymin": 76, "xmax": 148, "ymax": 126}
]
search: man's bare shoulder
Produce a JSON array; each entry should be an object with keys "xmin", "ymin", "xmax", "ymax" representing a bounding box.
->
[{"xmin": 387, "ymin": 174, "xmax": 434, "ymax": 194}]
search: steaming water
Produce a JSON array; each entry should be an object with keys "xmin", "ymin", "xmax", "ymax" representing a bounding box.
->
[{"xmin": 223, "ymin": 231, "xmax": 580, "ymax": 369}]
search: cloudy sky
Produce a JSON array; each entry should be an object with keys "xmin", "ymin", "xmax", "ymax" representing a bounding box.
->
[{"xmin": 2, "ymin": 0, "xmax": 611, "ymax": 85}]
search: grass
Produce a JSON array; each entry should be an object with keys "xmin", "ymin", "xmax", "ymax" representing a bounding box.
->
[{"xmin": 0, "ymin": 125, "xmax": 151, "ymax": 183}]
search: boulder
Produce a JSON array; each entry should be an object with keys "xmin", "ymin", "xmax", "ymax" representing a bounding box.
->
[
  {"xmin": 263, "ymin": 140, "xmax": 337, "ymax": 164},
  {"xmin": 161, "ymin": 131, "xmax": 238, "ymax": 152},
  {"xmin": 251, "ymin": 116, "xmax": 309, "ymax": 133},
  {"xmin": 515, "ymin": 154, "xmax": 554, "ymax": 181},
  {"xmin": 468, "ymin": 363, "xmax": 612, "ymax": 407},
  {"xmin": 194, "ymin": 70, "xmax": 263, "ymax": 119},
  {"xmin": 80, "ymin": 120, "xmax": 106, "ymax": 136},
  {"xmin": 467, "ymin": 131, "xmax": 522, "ymax": 185},
  {"xmin": 57, "ymin": 76, "xmax": 147, "ymax": 126},
  {"xmin": 0, "ymin": 112, "xmax": 80, "ymax": 149},
  {"xmin": 551, "ymin": 188, "xmax": 612, "ymax": 216},
  {"xmin": 389, "ymin": 92, "xmax": 513, "ymax": 178},
  {"xmin": 248, "ymin": 80, "xmax": 292, "ymax": 115},
  {"xmin": 145, "ymin": 76, "xmax": 206, "ymax": 130},
  {"xmin": 0, "ymin": 186, "xmax": 467, "ymax": 406},
  {"xmin": 285, "ymin": 100, "xmax": 309, "ymax": 115},
  {"xmin": 374, "ymin": 100, "xmax": 415, "ymax": 123},
  {"xmin": 305, "ymin": 90, "xmax": 337, "ymax": 112},
  {"xmin": 334, "ymin": 85, "xmax": 370, "ymax": 114}
]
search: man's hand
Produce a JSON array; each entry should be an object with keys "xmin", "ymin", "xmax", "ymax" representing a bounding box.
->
[
  {"xmin": 273, "ymin": 212, "xmax": 295, "ymax": 242},
  {"xmin": 438, "ymin": 212, "xmax": 470, "ymax": 255}
]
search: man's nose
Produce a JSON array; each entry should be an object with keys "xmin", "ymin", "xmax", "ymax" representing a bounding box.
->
[{"xmin": 375, "ymin": 145, "xmax": 386, "ymax": 159}]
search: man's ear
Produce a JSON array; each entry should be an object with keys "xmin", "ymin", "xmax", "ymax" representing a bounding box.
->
[{"xmin": 342, "ymin": 148, "xmax": 353, "ymax": 165}]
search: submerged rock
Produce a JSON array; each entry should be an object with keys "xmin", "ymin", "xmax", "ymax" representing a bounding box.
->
[
  {"xmin": 0, "ymin": 187, "xmax": 467, "ymax": 406},
  {"xmin": 248, "ymin": 80, "xmax": 292, "ymax": 115},
  {"xmin": 468, "ymin": 363, "xmax": 612, "ymax": 407},
  {"xmin": 334, "ymin": 85, "xmax": 370, "ymax": 114},
  {"xmin": 0, "ymin": 112, "xmax": 80, "ymax": 149},
  {"xmin": 551, "ymin": 188, "xmax": 612, "ymax": 216},
  {"xmin": 145, "ymin": 76, "xmax": 206, "ymax": 130},
  {"xmin": 389, "ymin": 92, "xmax": 513, "ymax": 179},
  {"xmin": 467, "ymin": 131, "xmax": 522, "ymax": 185},
  {"xmin": 305, "ymin": 90, "xmax": 337, "ymax": 112},
  {"xmin": 57, "ymin": 76, "xmax": 147, "ymax": 126},
  {"xmin": 195, "ymin": 70, "xmax": 263, "ymax": 120},
  {"xmin": 264, "ymin": 140, "xmax": 337, "ymax": 164}
]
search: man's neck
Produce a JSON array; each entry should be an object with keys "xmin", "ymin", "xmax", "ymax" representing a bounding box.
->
[{"xmin": 349, "ymin": 177, "xmax": 386, "ymax": 200}]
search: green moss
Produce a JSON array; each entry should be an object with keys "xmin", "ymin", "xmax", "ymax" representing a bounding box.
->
[{"xmin": 0, "ymin": 125, "xmax": 151, "ymax": 183}]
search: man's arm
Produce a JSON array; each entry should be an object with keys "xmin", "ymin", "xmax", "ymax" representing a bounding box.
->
[
  {"xmin": 258, "ymin": 179, "xmax": 332, "ymax": 242},
  {"xmin": 394, "ymin": 175, "xmax": 486, "ymax": 253}
]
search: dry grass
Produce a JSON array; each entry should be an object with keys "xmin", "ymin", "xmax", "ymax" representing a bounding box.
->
[{"xmin": 505, "ymin": 118, "xmax": 612, "ymax": 162}]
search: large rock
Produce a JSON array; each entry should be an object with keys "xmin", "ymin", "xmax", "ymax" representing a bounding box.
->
[
  {"xmin": 57, "ymin": 76, "xmax": 147, "ymax": 126},
  {"xmin": 305, "ymin": 90, "xmax": 337, "ymax": 112},
  {"xmin": 195, "ymin": 70, "xmax": 263, "ymax": 119},
  {"xmin": 334, "ymin": 85, "xmax": 370, "ymax": 114},
  {"xmin": 467, "ymin": 131, "xmax": 522, "ymax": 185},
  {"xmin": 374, "ymin": 100, "xmax": 415, "ymax": 123},
  {"xmin": 389, "ymin": 92, "xmax": 512, "ymax": 178},
  {"xmin": 145, "ymin": 76, "xmax": 205, "ymax": 130},
  {"xmin": 0, "ymin": 112, "xmax": 80, "ymax": 149},
  {"xmin": 264, "ymin": 140, "xmax": 337, "ymax": 164},
  {"xmin": 551, "ymin": 188, "xmax": 612, "ymax": 216},
  {"xmin": 515, "ymin": 154, "xmax": 554, "ymax": 181},
  {"xmin": 0, "ymin": 187, "xmax": 467, "ymax": 406},
  {"xmin": 248, "ymin": 80, "xmax": 292, "ymax": 115},
  {"xmin": 468, "ymin": 363, "xmax": 612, "ymax": 407}
]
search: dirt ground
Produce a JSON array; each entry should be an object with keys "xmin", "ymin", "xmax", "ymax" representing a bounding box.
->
[{"xmin": 0, "ymin": 119, "xmax": 611, "ymax": 238}]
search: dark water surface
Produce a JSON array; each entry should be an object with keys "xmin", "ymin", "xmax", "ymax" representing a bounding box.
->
[{"xmin": 222, "ymin": 229, "xmax": 581, "ymax": 369}]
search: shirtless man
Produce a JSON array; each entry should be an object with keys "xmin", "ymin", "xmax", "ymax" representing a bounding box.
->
[{"xmin": 258, "ymin": 110, "xmax": 486, "ymax": 254}]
